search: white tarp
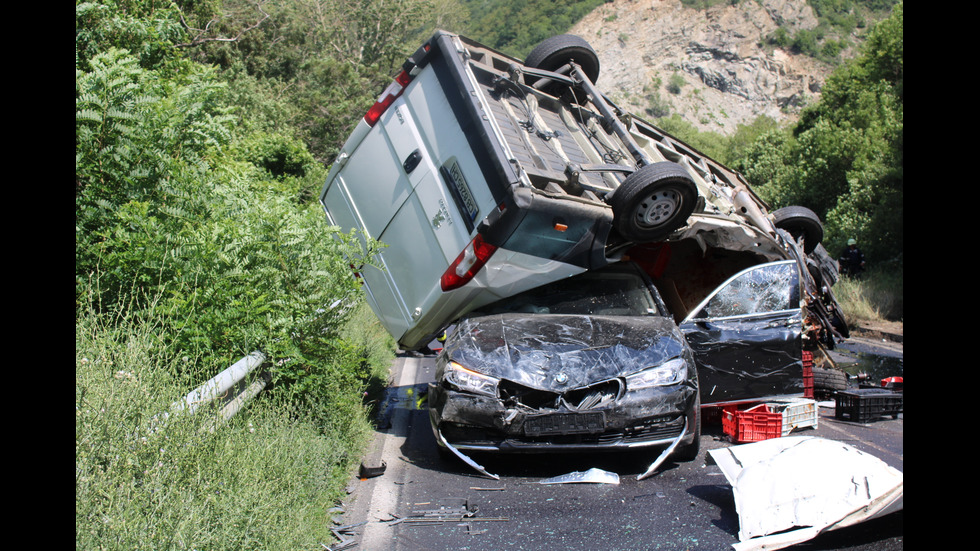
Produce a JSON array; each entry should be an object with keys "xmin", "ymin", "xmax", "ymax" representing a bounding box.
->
[{"xmin": 708, "ymin": 436, "xmax": 903, "ymax": 551}]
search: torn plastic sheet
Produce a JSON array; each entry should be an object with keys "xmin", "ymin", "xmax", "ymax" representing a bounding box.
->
[
  {"xmin": 707, "ymin": 436, "xmax": 903, "ymax": 551},
  {"xmin": 538, "ymin": 468, "xmax": 620, "ymax": 485}
]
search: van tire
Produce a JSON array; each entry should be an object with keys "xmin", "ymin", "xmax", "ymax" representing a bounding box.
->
[
  {"xmin": 610, "ymin": 162, "xmax": 698, "ymax": 243},
  {"xmin": 525, "ymin": 34, "xmax": 600, "ymax": 87},
  {"xmin": 812, "ymin": 366, "xmax": 847, "ymax": 392},
  {"xmin": 772, "ymin": 206, "xmax": 824, "ymax": 254}
]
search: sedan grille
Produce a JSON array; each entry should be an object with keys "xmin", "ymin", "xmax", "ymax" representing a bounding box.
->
[{"xmin": 498, "ymin": 378, "xmax": 624, "ymax": 410}]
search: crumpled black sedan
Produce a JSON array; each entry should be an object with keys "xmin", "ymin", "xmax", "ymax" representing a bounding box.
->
[{"xmin": 427, "ymin": 262, "xmax": 701, "ymax": 466}]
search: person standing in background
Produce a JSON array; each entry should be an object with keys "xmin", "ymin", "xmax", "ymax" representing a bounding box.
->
[{"xmin": 838, "ymin": 238, "xmax": 866, "ymax": 277}]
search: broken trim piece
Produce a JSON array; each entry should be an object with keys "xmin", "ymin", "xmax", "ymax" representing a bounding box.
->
[
  {"xmin": 538, "ymin": 468, "xmax": 620, "ymax": 485},
  {"xmin": 637, "ymin": 418, "xmax": 687, "ymax": 480},
  {"xmin": 437, "ymin": 429, "xmax": 500, "ymax": 480}
]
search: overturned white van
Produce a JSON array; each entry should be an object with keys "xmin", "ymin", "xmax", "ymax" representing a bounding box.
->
[{"xmin": 319, "ymin": 31, "xmax": 847, "ymax": 356}]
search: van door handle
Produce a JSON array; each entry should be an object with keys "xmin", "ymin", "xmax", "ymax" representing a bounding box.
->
[{"xmin": 403, "ymin": 149, "xmax": 422, "ymax": 173}]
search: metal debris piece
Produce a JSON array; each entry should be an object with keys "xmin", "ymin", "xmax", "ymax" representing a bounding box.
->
[
  {"xmin": 392, "ymin": 497, "xmax": 509, "ymax": 528},
  {"xmin": 399, "ymin": 516, "xmax": 510, "ymax": 526},
  {"xmin": 437, "ymin": 430, "xmax": 500, "ymax": 480},
  {"xmin": 637, "ymin": 418, "xmax": 687, "ymax": 480},
  {"xmin": 325, "ymin": 521, "xmax": 367, "ymax": 551},
  {"xmin": 538, "ymin": 467, "xmax": 620, "ymax": 485}
]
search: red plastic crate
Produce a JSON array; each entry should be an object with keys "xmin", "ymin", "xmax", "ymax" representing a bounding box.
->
[
  {"xmin": 802, "ymin": 350, "xmax": 814, "ymax": 399},
  {"xmin": 722, "ymin": 404, "xmax": 784, "ymax": 443}
]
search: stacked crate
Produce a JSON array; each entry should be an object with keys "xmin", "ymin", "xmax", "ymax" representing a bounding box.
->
[
  {"xmin": 802, "ymin": 350, "xmax": 814, "ymax": 399},
  {"xmin": 722, "ymin": 397, "xmax": 818, "ymax": 443}
]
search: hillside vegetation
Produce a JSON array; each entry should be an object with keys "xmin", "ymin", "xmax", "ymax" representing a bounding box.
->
[{"xmin": 76, "ymin": 1, "xmax": 902, "ymax": 547}]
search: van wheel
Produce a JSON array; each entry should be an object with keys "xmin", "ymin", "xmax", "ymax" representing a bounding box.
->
[
  {"xmin": 610, "ymin": 162, "xmax": 697, "ymax": 243},
  {"xmin": 812, "ymin": 366, "xmax": 847, "ymax": 392},
  {"xmin": 772, "ymin": 206, "xmax": 824, "ymax": 255},
  {"xmin": 525, "ymin": 34, "xmax": 600, "ymax": 88}
]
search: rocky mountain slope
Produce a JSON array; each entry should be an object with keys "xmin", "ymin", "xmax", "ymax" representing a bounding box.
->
[{"xmin": 569, "ymin": 0, "xmax": 842, "ymax": 134}]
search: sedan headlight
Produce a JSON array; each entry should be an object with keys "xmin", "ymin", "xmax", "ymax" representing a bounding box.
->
[
  {"xmin": 444, "ymin": 361, "xmax": 499, "ymax": 397},
  {"xmin": 626, "ymin": 358, "xmax": 688, "ymax": 389}
]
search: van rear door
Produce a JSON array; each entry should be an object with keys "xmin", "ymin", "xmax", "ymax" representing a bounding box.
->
[{"xmin": 321, "ymin": 64, "xmax": 498, "ymax": 341}]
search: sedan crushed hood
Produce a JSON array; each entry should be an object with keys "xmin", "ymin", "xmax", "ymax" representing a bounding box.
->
[{"xmin": 444, "ymin": 313, "xmax": 690, "ymax": 391}]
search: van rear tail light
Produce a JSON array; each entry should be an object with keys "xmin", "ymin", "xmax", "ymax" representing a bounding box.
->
[
  {"xmin": 364, "ymin": 70, "xmax": 412, "ymax": 127},
  {"xmin": 441, "ymin": 234, "xmax": 498, "ymax": 291}
]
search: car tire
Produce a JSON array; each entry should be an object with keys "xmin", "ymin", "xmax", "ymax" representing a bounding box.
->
[
  {"xmin": 772, "ymin": 205, "xmax": 824, "ymax": 255},
  {"xmin": 610, "ymin": 162, "xmax": 698, "ymax": 243},
  {"xmin": 525, "ymin": 34, "xmax": 600, "ymax": 90},
  {"xmin": 812, "ymin": 366, "xmax": 847, "ymax": 392}
]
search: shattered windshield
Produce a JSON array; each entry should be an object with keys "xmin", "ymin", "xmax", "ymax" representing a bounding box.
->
[
  {"xmin": 476, "ymin": 265, "xmax": 660, "ymax": 317},
  {"xmin": 702, "ymin": 261, "xmax": 800, "ymax": 318}
]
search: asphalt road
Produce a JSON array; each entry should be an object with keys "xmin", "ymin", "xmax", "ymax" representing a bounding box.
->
[{"xmin": 333, "ymin": 341, "xmax": 903, "ymax": 551}]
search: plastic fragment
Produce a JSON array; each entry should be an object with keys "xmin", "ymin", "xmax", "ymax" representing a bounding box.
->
[{"xmin": 539, "ymin": 467, "xmax": 620, "ymax": 485}]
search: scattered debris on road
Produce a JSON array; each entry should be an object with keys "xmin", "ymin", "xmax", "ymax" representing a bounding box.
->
[
  {"xmin": 323, "ymin": 520, "xmax": 367, "ymax": 551},
  {"xmin": 358, "ymin": 460, "xmax": 386, "ymax": 479},
  {"xmin": 386, "ymin": 498, "xmax": 509, "ymax": 529}
]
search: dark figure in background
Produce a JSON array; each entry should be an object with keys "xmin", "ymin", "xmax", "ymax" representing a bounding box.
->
[{"xmin": 839, "ymin": 238, "xmax": 866, "ymax": 277}]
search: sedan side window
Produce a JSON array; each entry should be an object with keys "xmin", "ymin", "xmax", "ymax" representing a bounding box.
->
[{"xmin": 701, "ymin": 261, "xmax": 800, "ymax": 319}]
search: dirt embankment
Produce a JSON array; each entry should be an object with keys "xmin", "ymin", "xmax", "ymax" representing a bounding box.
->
[
  {"xmin": 569, "ymin": 0, "xmax": 838, "ymax": 135},
  {"xmin": 850, "ymin": 319, "xmax": 903, "ymax": 345}
]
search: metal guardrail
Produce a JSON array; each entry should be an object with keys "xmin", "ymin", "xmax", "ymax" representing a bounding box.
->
[{"xmin": 172, "ymin": 351, "xmax": 269, "ymax": 425}]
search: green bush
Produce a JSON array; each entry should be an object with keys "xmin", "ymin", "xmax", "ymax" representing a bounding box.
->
[
  {"xmin": 666, "ymin": 73, "xmax": 685, "ymax": 95},
  {"xmin": 75, "ymin": 3, "xmax": 405, "ymax": 547},
  {"xmin": 734, "ymin": 4, "xmax": 903, "ymax": 267}
]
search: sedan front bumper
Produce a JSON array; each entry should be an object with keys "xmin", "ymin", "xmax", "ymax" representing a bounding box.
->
[{"xmin": 428, "ymin": 380, "xmax": 698, "ymax": 453}]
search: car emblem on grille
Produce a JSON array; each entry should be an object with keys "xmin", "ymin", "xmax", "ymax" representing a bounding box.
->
[{"xmin": 555, "ymin": 372, "xmax": 568, "ymax": 384}]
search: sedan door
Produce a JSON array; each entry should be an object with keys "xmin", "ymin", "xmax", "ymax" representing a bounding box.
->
[{"xmin": 679, "ymin": 260, "xmax": 805, "ymax": 406}]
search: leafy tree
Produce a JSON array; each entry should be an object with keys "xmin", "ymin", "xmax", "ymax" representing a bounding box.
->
[
  {"xmin": 724, "ymin": 116, "xmax": 783, "ymax": 166},
  {"xmin": 654, "ymin": 114, "xmax": 732, "ymax": 165},
  {"xmin": 76, "ymin": 1, "xmax": 379, "ymax": 385},
  {"xmin": 176, "ymin": 0, "xmax": 460, "ymax": 163},
  {"xmin": 76, "ymin": 0, "xmax": 186, "ymax": 71},
  {"xmin": 76, "ymin": 47, "xmax": 234, "ymax": 306},
  {"xmin": 463, "ymin": 0, "xmax": 606, "ymax": 57},
  {"xmin": 734, "ymin": 3, "xmax": 903, "ymax": 265},
  {"xmin": 730, "ymin": 127, "xmax": 795, "ymax": 193}
]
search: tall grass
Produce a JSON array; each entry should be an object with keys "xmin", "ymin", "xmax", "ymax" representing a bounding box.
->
[
  {"xmin": 833, "ymin": 267, "xmax": 904, "ymax": 325},
  {"xmin": 76, "ymin": 298, "xmax": 382, "ymax": 550}
]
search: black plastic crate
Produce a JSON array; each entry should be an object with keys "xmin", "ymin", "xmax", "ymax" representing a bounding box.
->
[{"xmin": 834, "ymin": 389, "xmax": 903, "ymax": 423}]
